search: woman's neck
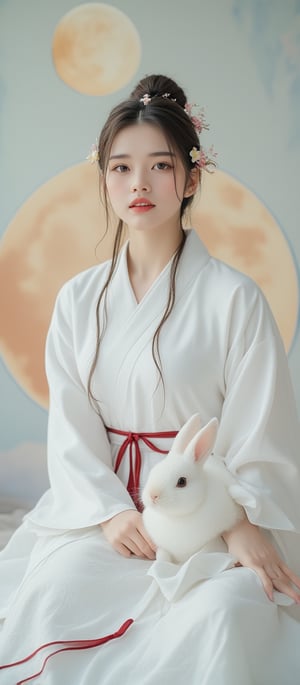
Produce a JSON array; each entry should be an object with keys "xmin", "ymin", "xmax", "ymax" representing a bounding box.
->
[{"xmin": 127, "ymin": 226, "xmax": 184, "ymax": 303}]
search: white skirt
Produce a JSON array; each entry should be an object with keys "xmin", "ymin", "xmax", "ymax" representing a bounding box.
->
[{"xmin": 0, "ymin": 524, "xmax": 299, "ymax": 685}]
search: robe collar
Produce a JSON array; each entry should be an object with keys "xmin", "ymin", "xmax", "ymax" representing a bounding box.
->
[{"xmin": 116, "ymin": 228, "xmax": 210, "ymax": 312}]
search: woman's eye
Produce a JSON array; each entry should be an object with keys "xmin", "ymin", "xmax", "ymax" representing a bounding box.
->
[
  {"xmin": 154, "ymin": 162, "xmax": 172, "ymax": 170},
  {"xmin": 113, "ymin": 164, "xmax": 129, "ymax": 172}
]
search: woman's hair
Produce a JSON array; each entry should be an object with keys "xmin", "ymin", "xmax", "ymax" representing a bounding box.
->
[{"xmin": 87, "ymin": 74, "xmax": 202, "ymax": 407}]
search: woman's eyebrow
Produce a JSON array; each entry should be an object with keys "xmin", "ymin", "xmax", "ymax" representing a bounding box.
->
[
  {"xmin": 148, "ymin": 151, "xmax": 176, "ymax": 157},
  {"xmin": 109, "ymin": 151, "xmax": 176, "ymax": 160}
]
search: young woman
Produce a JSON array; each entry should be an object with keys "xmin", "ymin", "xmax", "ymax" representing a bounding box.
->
[{"xmin": 1, "ymin": 74, "xmax": 300, "ymax": 684}]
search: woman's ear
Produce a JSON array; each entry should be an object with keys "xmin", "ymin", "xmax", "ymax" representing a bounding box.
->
[{"xmin": 184, "ymin": 167, "xmax": 200, "ymax": 198}]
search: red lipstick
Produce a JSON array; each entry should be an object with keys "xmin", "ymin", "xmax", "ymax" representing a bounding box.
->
[{"xmin": 129, "ymin": 197, "xmax": 155, "ymax": 212}]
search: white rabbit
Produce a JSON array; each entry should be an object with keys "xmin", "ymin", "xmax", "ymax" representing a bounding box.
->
[{"xmin": 142, "ymin": 414, "xmax": 243, "ymax": 563}]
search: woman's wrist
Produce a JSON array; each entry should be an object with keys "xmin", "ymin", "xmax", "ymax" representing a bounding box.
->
[{"xmin": 222, "ymin": 511, "xmax": 252, "ymax": 545}]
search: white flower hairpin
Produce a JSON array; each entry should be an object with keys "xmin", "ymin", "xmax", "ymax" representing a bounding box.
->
[
  {"xmin": 139, "ymin": 92, "xmax": 177, "ymax": 105},
  {"xmin": 140, "ymin": 93, "xmax": 152, "ymax": 105},
  {"xmin": 189, "ymin": 145, "xmax": 217, "ymax": 173},
  {"xmin": 86, "ymin": 141, "xmax": 99, "ymax": 164}
]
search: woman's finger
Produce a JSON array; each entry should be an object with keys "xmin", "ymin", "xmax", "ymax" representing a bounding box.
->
[
  {"xmin": 128, "ymin": 531, "xmax": 156, "ymax": 559},
  {"xmin": 126, "ymin": 540, "xmax": 145, "ymax": 557},
  {"xmin": 271, "ymin": 577, "xmax": 300, "ymax": 604},
  {"xmin": 254, "ymin": 567, "xmax": 274, "ymax": 601},
  {"xmin": 280, "ymin": 564, "xmax": 300, "ymax": 590},
  {"xmin": 115, "ymin": 542, "xmax": 132, "ymax": 558},
  {"xmin": 139, "ymin": 522, "xmax": 157, "ymax": 553},
  {"xmin": 262, "ymin": 563, "xmax": 300, "ymax": 603}
]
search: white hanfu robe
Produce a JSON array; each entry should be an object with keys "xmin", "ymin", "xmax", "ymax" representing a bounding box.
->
[{"xmin": 1, "ymin": 229, "xmax": 300, "ymax": 685}]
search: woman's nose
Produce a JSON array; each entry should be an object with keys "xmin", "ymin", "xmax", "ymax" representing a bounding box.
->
[{"xmin": 130, "ymin": 173, "xmax": 151, "ymax": 193}]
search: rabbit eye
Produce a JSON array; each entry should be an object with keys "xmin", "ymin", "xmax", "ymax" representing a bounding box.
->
[{"xmin": 176, "ymin": 477, "xmax": 187, "ymax": 488}]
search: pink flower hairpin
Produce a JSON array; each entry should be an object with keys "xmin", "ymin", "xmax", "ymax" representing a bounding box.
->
[{"xmin": 184, "ymin": 103, "xmax": 209, "ymax": 134}]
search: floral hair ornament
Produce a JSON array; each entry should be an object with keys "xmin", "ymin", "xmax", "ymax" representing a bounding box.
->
[
  {"xmin": 86, "ymin": 140, "xmax": 99, "ymax": 164},
  {"xmin": 184, "ymin": 103, "xmax": 209, "ymax": 134},
  {"xmin": 189, "ymin": 145, "xmax": 217, "ymax": 173},
  {"xmin": 185, "ymin": 103, "xmax": 217, "ymax": 173},
  {"xmin": 140, "ymin": 93, "xmax": 152, "ymax": 105},
  {"xmin": 140, "ymin": 92, "xmax": 177, "ymax": 106}
]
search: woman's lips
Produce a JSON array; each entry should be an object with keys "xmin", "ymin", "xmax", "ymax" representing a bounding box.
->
[
  {"xmin": 129, "ymin": 199, "xmax": 155, "ymax": 212},
  {"xmin": 129, "ymin": 204, "xmax": 155, "ymax": 213}
]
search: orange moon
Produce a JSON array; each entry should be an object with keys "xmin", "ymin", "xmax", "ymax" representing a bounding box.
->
[
  {"xmin": 0, "ymin": 164, "xmax": 298, "ymax": 409},
  {"xmin": 188, "ymin": 173, "xmax": 299, "ymax": 348},
  {"xmin": 52, "ymin": 3, "xmax": 141, "ymax": 95}
]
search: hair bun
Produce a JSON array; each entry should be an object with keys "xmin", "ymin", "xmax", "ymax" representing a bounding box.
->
[{"xmin": 130, "ymin": 74, "xmax": 187, "ymax": 108}]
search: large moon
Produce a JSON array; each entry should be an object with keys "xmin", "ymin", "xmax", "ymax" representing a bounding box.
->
[
  {"xmin": 188, "ymin": 174, "xmax": 299, "ymax": 347},
  {"xmin": 0, "ymin": 164, "xmax": 298, "ymax": 408},
  {"xmin": 52, "ymin": 3, "xmax": 141, "ymax": 95}
]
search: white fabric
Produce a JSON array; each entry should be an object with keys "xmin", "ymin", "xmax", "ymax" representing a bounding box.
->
[{"xmin": 0, "ymin": 229, "xmax": 300, "ymax": 684}]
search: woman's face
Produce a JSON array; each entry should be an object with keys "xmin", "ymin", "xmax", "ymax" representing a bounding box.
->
[{"xmin": 105, "ymin": 122, "xmax": 197, "ymax": 235}]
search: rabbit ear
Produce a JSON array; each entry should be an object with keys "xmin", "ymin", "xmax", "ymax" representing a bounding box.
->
[
  {"xmin": 185, "ymin": 418, "xmax": 219, "ymax": 464},
  {"xmin": 171, "ymin": 413, "xmax": 202, "ymax": 454}
]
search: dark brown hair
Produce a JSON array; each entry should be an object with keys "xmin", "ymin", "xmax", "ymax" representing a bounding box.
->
[{"xmin": 88, "ymin": 74, "xmax": 201, "ymax": 406}]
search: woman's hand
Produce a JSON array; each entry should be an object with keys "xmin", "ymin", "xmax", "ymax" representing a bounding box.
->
[
  {"xmin": 101, "ymin": 510, "xmax": 156, "ymax": 560},
  {"xmin": 223, "ymin": 517, "xmax": 300, "ymax": 603}
]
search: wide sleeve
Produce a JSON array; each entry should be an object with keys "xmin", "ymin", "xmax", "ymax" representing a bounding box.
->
[
  {"xmin": 214, "ymin": 280, "xmax": 300, "ymax": 535},
  {"xmin": 25, "ymin": 280, "xmax": 135, "ymax": 531}
]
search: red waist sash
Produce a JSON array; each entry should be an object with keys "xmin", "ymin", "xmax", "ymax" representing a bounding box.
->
[{"xmin": 106, "ymin": 427, "xmax": 178, "ymax": 511}]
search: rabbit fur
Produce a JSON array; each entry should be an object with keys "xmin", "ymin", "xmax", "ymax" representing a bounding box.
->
[{"xmin": 142, "ymin": 414, "xmax": 243, "ymax": 563}]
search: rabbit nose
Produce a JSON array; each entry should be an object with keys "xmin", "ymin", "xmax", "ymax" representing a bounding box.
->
[{"xmin": 150, "ymin": 492, "xmax": 159, "ymax": 503}]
